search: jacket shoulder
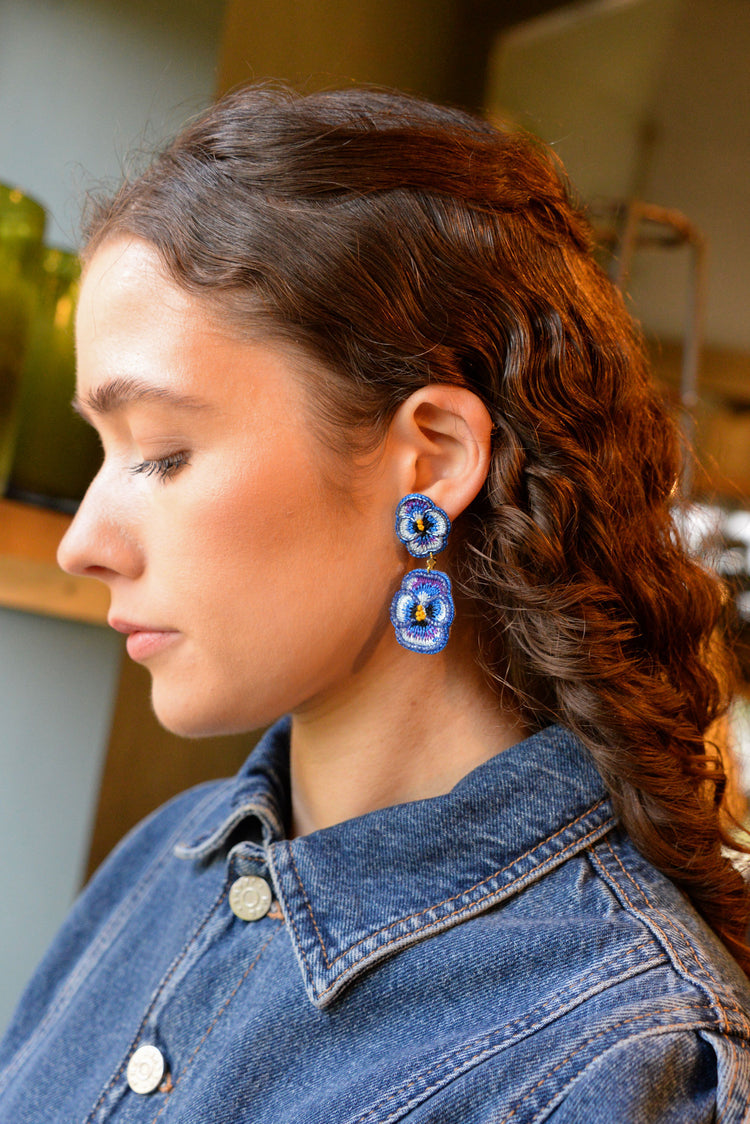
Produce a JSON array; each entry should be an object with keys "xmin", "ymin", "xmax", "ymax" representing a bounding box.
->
[
  {"xmin": 545, "ymin": 1027, "xmax": 750, "ymax": 1124},
  {"xmin": 586, "ymin": 830, "xmax": 750, "ymax": 1036}
]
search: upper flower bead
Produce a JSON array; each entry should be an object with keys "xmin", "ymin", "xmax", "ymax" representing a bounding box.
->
[{"xmin": 395, "ymin": 493, "xmax": 451, "ymax": 558}]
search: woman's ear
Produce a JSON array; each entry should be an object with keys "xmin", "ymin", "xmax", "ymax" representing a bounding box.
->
[{"xmin": 386, "ymin": 385, "xmax": 493, "ymax": 519}]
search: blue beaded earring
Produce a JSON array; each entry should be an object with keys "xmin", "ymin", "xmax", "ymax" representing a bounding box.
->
[{"xmin": 390, "ymin": 493, "xmax": 455, "ymax": 654}]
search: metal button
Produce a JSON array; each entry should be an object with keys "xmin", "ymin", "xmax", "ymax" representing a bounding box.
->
[
  {"xmin": 229, "ymin": 875, "xmax": 272, "ymax": 921},
  {"xmin": 127, "ymin": 1044, "xmax": 165, "ymax": 1095}
]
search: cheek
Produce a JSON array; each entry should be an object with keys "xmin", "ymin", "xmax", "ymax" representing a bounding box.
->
[
  {"xmin": 144, "ymin": 450, "xmax": 402, "ymax": 734},
  {"xmin": 146, "ymin": 420, "xmax": 401, "ymax": 682},
  {"xmin": 159, "ymin": 446, "xmax": 345, "ymax": 616}
]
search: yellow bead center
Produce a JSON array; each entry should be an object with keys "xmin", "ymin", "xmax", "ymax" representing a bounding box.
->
[
  {"xmin": 415, "ymin": 516, "xmax": 425, "ymax": 532},
  {"xmin": 415, "ymin": 604, "xmax": 427, "ymax": 622}
]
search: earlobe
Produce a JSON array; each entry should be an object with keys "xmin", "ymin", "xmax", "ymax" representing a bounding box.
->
[{"xmin": 389, "ymin": 384, "xmax": 493, "ymax": 520}]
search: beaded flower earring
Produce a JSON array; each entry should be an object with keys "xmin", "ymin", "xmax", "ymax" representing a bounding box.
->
[{"xmin": 390, "ymin": 493, "xmax": 455, "ymax": 654}]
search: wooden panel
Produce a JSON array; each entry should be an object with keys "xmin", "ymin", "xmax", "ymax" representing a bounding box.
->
[
  {"xmin": 0, "ymin": 497, "xmax": 70, "ymax": 562},
  {"xmin": 0, "ymin": 498, "xmax": 109, "ymax": 624},
  {"xmin": 649, "ymin": 340, "xmax": 750, "ymax": 408},
  {"xmin": 696, "ymin": 409, "xmax": 750, "ymax": 498},
  {"xmin": 648, "ymin": 341, "xmax": 750, "ymax": 500}
]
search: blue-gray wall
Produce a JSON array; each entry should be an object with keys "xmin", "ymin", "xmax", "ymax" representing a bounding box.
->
[{"xmin": 0, "ymin": 609, "xmax": 123, "ymax": 1029}]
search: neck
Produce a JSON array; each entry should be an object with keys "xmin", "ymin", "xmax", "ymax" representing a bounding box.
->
[{"xmin": 289, "ymin": 626, "xmax": 526, "ymax": 837}]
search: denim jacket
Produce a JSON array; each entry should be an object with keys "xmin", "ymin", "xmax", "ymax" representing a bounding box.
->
[{"xmin": 2, "ymin": 719, "xmax": 750, "ymax": 1123}]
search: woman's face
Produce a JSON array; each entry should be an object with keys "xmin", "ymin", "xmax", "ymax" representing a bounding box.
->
[{"xmin": 59, "ymin": 237, "xmax": 403, "ymax": 736}]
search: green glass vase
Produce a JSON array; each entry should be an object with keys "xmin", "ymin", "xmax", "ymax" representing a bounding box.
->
[
  {"xmin": 0, "ymin": 184, "xmax": 45, "ymax": 492},
  {"xmin": 9, "ymin": 248, "xmax": 101, "ymax": 506}
]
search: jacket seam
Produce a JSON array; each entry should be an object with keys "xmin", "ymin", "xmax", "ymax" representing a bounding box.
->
[
  {"xmin": 494, "ymin": 1022, "xmax": 750, "ymax": 1124},
  {"xmin": 286, "ymin": 799, "xmax": 613, "ymax": 974},
  {"xmin": 353, "ymin": 1010, "xmax": 712, "ymax": 1124},
  {"xmin": 347, "ymin": 944, "xmax": 670, "ymax": 1124},
  {"xmin": 591, "ymin": 839, "xmax": 750, "ymax": 1036},
  {"xmin": 147, "ymin": 926, "xmax": 282, "ymax": 1124},
  {"xmin": 84, "ymin": 884, "xmax": 231, "ymax": 1124}
]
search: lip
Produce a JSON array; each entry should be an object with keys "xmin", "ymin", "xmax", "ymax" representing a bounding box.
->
[{"xmin": 108, "ymin": 618, "xmax": 181, "ymax": 662}]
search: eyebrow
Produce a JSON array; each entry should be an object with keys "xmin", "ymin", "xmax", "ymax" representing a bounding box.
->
[{"xmin": 73, "ymin": 375, "xmax": 211, "ymax": 420}]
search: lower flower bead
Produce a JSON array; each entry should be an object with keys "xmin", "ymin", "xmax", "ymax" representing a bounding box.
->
[{"xmin": 389, "ymin": 568, "xmax": 455, "ymax": 654}]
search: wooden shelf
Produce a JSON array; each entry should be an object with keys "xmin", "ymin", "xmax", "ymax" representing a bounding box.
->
[{"xmin": 0, "ymin": 498, "xmax": 109, "ymax": 625}]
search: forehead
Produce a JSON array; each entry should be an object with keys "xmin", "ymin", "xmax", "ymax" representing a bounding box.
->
[
  {"xmin": 75, "ymin": 239, "xmax": 233, "ymax": 422},
  {"xmin": 76, "ymin": 237, "xmax": 289, "ymax": 412},
  {"xmin": 77, "ymin": 237, "xmax": 200, "ymax": 357}
]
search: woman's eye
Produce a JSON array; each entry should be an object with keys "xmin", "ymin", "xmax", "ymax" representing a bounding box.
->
[{"xmin": 130, "ymin": 452, "xmax": 189, "ymax": 481}]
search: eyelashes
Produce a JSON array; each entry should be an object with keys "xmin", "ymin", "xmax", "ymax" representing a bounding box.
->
[{"xmin": 130, "ymin": 452, "xmax": 190, "ymax": 481}]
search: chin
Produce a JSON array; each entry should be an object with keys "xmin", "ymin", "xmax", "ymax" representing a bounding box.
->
[{"xmin": 149, "ymin": 678, "xmax": 277, "ymax": 740}]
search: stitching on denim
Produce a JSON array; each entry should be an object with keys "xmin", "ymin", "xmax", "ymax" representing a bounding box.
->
[
  {"xmin": 316, "ymin": 817, "xmax": 615, "ymax": 996},
  {"xmin": 604, "ymin": 840, "xmax": 706, "ymax": 979},
  {"xmin": 590, "ymin": 842, "xmax": 726, "ymax": 1026},
  {"xmin": 286, "ymin": 800, "xmax": 612, "ymax": 978},
  {"xmin": 495, "ymin": 1013, "xmax": 707, "ymax": 1124},
  {"xmin": 348, "ymin": 939, "xmax": 661, "ymax": 1124},
  {"xmin": 147, "ymin": 926, "xmax": 281, "ymax": 1124},
  {"xmin": 347, "ymin": 941, "xmax": 663, "ymax": 1124},
  {"xmin": 341, "ymin": 800, "xmax": 611, "ymax": 957},
  {"xmin": 589, "ymin": 845, "xmax": 690, "ymax": 976},
  {"xmin": 603, "ymin": 842, "xmax": 716, "ymax": 993},
  {"xmin": 596, "ymin": 839, "xmax": 748, "ymax": 1035},
  {"xmin": 715, "ymin": 1031, "xmax": 750, "ymax": 1123},
  {"xmin": 354, "ymin": 1007, "xmax": 699, "ymax": 1124},
  {"xmin": 287, "ymin": 842, "xmax": 330, "ymax": 963},
  {"xmin": 520, "ymin": 1027, "xmax": 750, "ymax": 1124},
  {"xmin": 280, "ymin": 841, "xmax": 319, "ymax": 988},
  {"xmin": 84, "ymin": 886, "xmax": 230, "ymax": 1123},
  {"xmin": 501, "ymin": 1023, "xmax": 750, "ymax": 1124}
]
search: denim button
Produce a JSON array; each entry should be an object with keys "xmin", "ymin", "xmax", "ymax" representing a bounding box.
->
[
  {"xmin": 229, "ymin": 875, "xmax": 272, "ymax": 921},
  {"xmin": 126, "ymin": 1044, "xmax": 165, "ymax": 1094}
]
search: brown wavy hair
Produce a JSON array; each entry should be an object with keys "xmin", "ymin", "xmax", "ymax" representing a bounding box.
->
[{"xmin": 82, "ymin": 84, "xmax": 750, "ymax": 968}]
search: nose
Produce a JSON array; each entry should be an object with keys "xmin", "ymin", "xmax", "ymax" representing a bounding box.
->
[{"xmin": 57, "ymin": 470, "xmax": 144, "ymax": 582}]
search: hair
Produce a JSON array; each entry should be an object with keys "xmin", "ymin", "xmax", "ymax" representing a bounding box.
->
[{"xmin": 82, "ymin": 83, "xmax": 750, "ymax": 968}]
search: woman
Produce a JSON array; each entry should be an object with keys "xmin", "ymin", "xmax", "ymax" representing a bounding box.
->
[{"xmin": 1, "ymin": 83, "xmax": 749, "ymax": 1122}]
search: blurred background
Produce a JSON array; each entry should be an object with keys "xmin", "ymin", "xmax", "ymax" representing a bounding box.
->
[{"xmin": 0, "ymin": 0, "xmax": 748, "ymax": 1030}]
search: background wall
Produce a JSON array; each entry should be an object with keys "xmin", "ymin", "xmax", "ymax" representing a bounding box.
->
[
  {"xmin": 486, "ymin": 0, "xmax": 750, "ymax": 353},
  {"xmin": 0, "ymin": 608, "xmax": 121, "ymax": 1029},
  {"xmin": 218, "ymin": 0, "xmax": 459, "ymax": 101},
  {"xmin": 0, "ymin": 0, "xmax": 225, "ymax": 1032},
  {"xmin": 0, "ymin": 0, "xmax": 226, "ymax": 245}
]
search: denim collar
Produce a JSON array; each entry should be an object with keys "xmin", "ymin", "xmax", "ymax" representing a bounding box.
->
[{"xmin": 176, "ymin": 718, "xmax": 616, "ymax": 1008}]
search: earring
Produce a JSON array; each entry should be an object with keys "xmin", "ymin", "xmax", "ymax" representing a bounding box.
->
[{"xmin": 390, "ymin": 493, "xmax": 455, "ymax": 654}]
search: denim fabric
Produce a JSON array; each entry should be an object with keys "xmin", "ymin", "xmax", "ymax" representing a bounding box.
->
[{"xmin": 2, "ymin": 719, "xmax": 750, "ymax": 1123}]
